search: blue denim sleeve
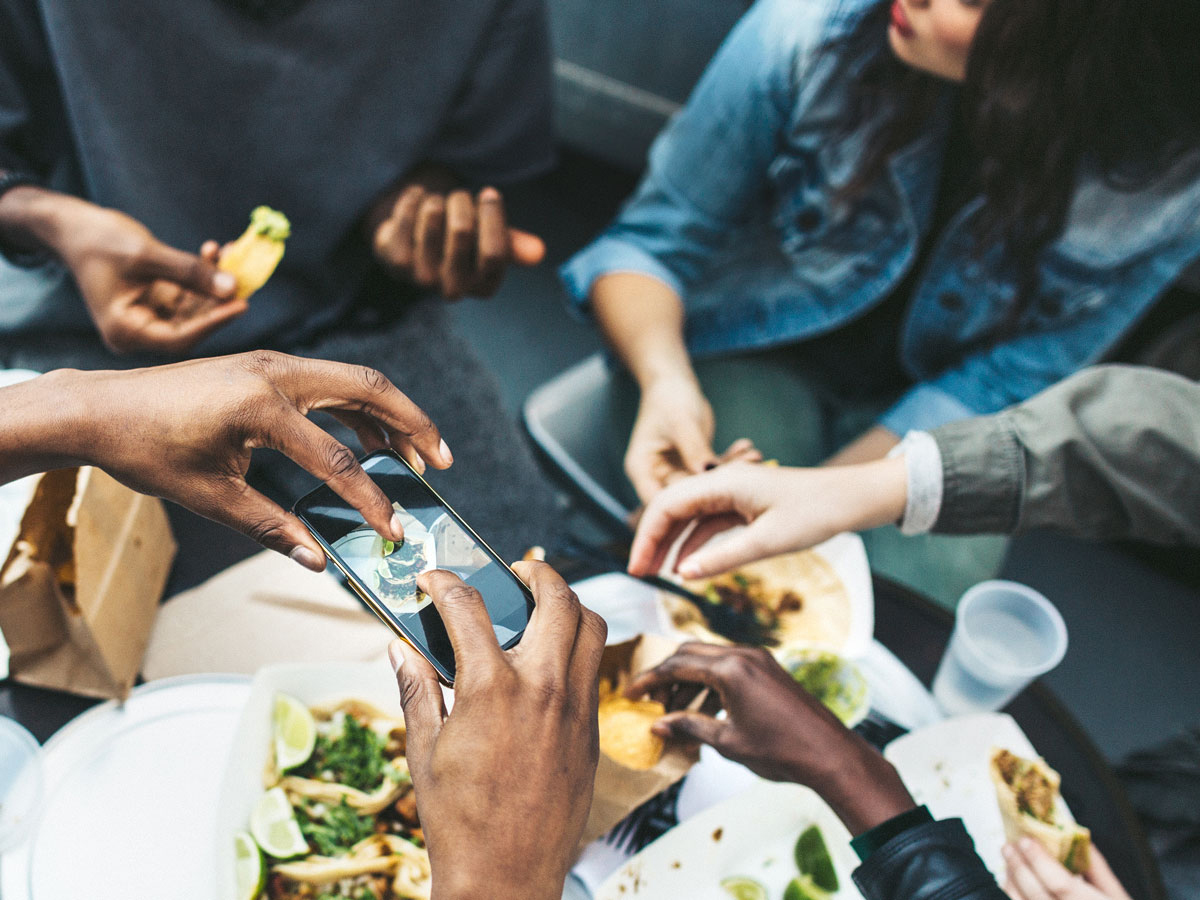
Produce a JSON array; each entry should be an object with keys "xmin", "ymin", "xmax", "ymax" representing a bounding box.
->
[{"xmin": 560, "ymin": 0, "xmax": 829, "ymax": 313}]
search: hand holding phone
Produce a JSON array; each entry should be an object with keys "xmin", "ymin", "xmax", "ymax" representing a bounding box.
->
[
  {"xmin": 295, "ymin": 450, "xmax": 534, "ymax": 683},
  {"xmin": 390, "ymin": 561, "xmax": 607, "ymax": 900}
]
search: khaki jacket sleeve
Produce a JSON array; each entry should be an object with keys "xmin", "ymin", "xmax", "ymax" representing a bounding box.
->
[{"xmin": 930, "ymin": 365, "xmax": 1200, "ymax": 544}]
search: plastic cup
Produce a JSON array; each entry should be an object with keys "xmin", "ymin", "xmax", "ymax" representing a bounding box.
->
[
  {"xmin": 0, "ymin": 715, "xmax": 44, "ymax": 852},
  {"xmin": 932, "ymin": 580, "xmax": 1068, "ymax": 716}
]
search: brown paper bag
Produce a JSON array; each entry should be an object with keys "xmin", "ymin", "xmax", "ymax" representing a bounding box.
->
[
  {"xmin": 579, "ymin": 634, "xmax": 700, "ymax": 849},
  {"xmin": 0, "ymin": 467, "xmax": 177, "ymax": 699}
]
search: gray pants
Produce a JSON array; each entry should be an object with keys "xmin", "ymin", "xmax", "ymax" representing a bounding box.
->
[{"xmin": 1, "ymin": 297, "xmax": 562, "ymax": 564}]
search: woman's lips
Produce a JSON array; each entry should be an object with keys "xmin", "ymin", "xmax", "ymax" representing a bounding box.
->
[{"xmin": 890, "ymin": 0, "xmax": 916, "ymax": 38}]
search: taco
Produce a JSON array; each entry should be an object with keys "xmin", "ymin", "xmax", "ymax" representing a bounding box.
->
[
  {"xmin": 990, "ymin": 748, "xmax": 1091, "ymax": 873},
  {"xmin": 219, "ymin": 206, "xmax": 290, "ymax": 300}
]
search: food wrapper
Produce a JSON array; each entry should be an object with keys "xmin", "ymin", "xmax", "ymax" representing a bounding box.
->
[
  {"xmin": 0, "ymin": 468, "xmax": 176, "ymax": 699},
  {"xmin": 579, "ymin": 634, "xmax": 700, "ymax": 851}
]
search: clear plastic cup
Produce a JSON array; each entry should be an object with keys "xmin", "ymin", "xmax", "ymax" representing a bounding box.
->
[
  {"xmin": 932, "ymin": 580, "xmax": 1068, "ymax": 716},
  {"xmin": 0, "ymin": 715, "xmax": 44, "ymax": 852}
]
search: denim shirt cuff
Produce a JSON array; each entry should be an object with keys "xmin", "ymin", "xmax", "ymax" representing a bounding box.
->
[
  {"xmin": 930, "ymin": 413, "xmax": 1025, "ymax": 535},
  {"xmin": 559, "ymin": 237, "xmax": 685, "ymax": 314},
  {"xmin": 878, "ymin": 384, "xmax": 977, "ymax": 436}
]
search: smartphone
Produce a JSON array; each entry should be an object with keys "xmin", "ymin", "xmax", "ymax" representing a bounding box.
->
[{"xmin": 293, "ymin": 449, "xmax": 534, "ymax": 683}]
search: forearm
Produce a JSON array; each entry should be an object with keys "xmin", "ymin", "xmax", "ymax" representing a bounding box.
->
[
  {"xmin": 591, "ymin": 272, "xmax": 696, "ymax": 389},
  {"xmin": 0, "ymin": 369, "xmax": 94, "ymax": 484},
  {"xmin": 0, "ymin": 182, "xmax": 91, "ymax": 259}
]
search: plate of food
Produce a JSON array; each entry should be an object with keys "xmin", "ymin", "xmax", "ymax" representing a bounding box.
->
[
  {"xmin": 593, "ymin": 779, "xmax": 864, "ymax": 900},
  {"xmin": 883, "ymin": 713, "xmax": 1089, "ymax": 881},
  {"xmin": 214, "ymin": 662, "xmax": 430, "ymax": 900},
  {"xmin": 660, "ymin": 533, "xmax": 873, "ymax": 659}
]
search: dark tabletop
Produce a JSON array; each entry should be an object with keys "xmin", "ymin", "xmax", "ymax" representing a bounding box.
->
[{"xmin": 0, "ymin": 507, "xmax": 1165, "ymax": 900}]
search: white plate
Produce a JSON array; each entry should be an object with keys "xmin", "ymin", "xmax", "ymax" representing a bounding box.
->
[
  {"xmin": 213, "ymin": 660, "xmax": 402, "ymax": 900},
  {"xmin": 884, "ymin": 712, "xmax": 1078, "ymax": 881},
  {"xmin": 593, "ymin": 780, "xmax": 864, "ymax": 900},
  {"xmin": 0, "ymin": 674, "xmax": 250, "ymax": 900}
]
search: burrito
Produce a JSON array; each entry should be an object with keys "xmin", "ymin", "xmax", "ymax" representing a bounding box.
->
[{"xmin": 990, "ymin": 748, "xmax": 1091, "ymax": 873}]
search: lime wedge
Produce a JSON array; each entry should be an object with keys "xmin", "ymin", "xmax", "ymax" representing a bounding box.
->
[
  {"xmin": 794, "ymin": 825, "xmax": 839, "ymax": 892},
  {"xmin": 250, "ymin": 786, "xmax": 309, "ymax": 859},
  {"xmin": 272, "ymin": 693, "xmax": 316, "ymax": 772},
  {"xmin": 783, "ymin": 875, "xmax": 832, "ymax": 900},
  {"xmin": 720, "ymin": 876, "xmax": 767, "ymax": 900},
  {"xmin": 234, "ymin": 830, "xmax": 266, "ymax": 900}
]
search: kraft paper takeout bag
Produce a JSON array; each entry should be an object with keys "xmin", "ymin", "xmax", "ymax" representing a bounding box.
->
[
  {"xmin": 0, "ymin": 467, "xmax": 177, "ymax": 700},
  {"xmin": 580, "ymin": 633, "xmax": 700, "ymax": 850}
]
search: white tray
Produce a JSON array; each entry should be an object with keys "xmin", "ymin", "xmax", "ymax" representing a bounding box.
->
[{"xmin": 0, "ymin": 674, "xmax": 250, "ymax": 899}]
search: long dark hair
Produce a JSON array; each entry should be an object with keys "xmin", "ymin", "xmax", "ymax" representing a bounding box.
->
[{"xmin": 834, "ymin": 0, "xmax": 1200, "ymax": 309}]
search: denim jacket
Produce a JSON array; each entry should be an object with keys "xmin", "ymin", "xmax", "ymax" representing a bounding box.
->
[{"xmin": 560, "ymin": 0, "xmax": 1200, "ymax": 434}]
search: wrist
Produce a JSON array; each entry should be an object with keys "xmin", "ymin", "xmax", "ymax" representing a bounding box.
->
[
  {"xmin": 0, "ymin": 368, "xmax": 96, "ymax": 482},
  {"xmin": 810, "ymin": 739, "xmax": 916, "ymax": 836},
  {"xmin": 0, "ymin": 185, "xmax": 87, "ymax": 261},
  {"xmin": 432, "ymin": 866, "xmax": 565, "ymax": 900}
]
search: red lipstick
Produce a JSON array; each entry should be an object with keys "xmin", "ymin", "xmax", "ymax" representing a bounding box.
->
[{"xmin": 890, "ymin": 0, "xmax": 916, "ymax": 38}]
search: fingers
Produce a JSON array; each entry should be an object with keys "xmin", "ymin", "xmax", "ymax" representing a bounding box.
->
[
  {"xmin": 441, "ymin": 191, "xmax": 476, "ymax": 299},
  {"xmin": 389, "ymin": 639, "xmax": 446, "ymax": 782},
  {"xmin": 374, "ymin": 186, "xmax": 425, "ymax": 272},
  {"xmin": 624, "ymin": 645, "xmax": 730, "ymax": 702},
  {"xmin": 265, "ymin": 412, "xmax": 404, "ymax": 542},
  {"xmin": 136, "ymin": 241, "xmax": 238, "ymax": 300},
  {"xmin": 475, "ymin": 188, "xmax": 509, "ymax": 296},
  {"xmin": 651, "ymin": 710, "xmax": 725, "ymax": 746},
  {"xmin": 1082, "ymin": 848, "xmax": 1129, "ymax": 898},
  {"xmin": 511, "ymin": 560, "xmax": 583, "ymax": 668},
  {"xmin": 111, "ymin": 296, "xmax": 248, "ymax": 354},
  {"xmin": 417, "ymin": 569, "xmax": 504, "ymax": 670},
  {"xmin": 676, "ymin": 520, "xmax": 774, "ymax": 579},
  {"xmin": 675, "ymin": 513, "xmax": 745, "ymax": 572},
  {"xmin": 508, "ymin": 227, "xmax": 545, "ymax": 267},
  {"xmin": 675, "ymin": 425, "xmax": 718, "ymax": 475},
  {"xmin": 1004, "ymin": 840, "xmax": 1086, "ymax": 900},
  {"xmin": 413, "ymin": 194, "xmax": 446, "ymax": 287},
  {"xmin": 628, "ymin": 474, "xmax": 739, "ymax": 576},
  {"xmin": 261, "ymin": 355, "xmax": 451, "ymax": 470},
  {"xmin": 196, "ymin": 477, "xmax": 327, "ymax": 571}
]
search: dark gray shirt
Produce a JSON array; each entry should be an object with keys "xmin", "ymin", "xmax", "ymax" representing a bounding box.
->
[{"xmin": 0, "ymin": 0, "xmax": 553, "ymax": 354}]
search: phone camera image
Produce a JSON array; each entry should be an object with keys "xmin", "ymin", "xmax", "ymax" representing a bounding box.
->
[{"xmin": 294, "ymin": 451, "xmax": 533, "ymax": 681}]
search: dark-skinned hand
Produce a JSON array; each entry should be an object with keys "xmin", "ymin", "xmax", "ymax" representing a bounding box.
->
[{"xmin": 390, "ymin": 562, "xmax": 607, "ymax": 900}]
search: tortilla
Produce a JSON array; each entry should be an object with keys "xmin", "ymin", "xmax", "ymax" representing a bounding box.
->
[
  {"xmin": 598, "ymin": 680, "xmax": 666, "ymax": 771},
  {"xmin": 673, "ymin": 548, "xmax": 852, "ymax": 650},
  {"xmin": 218, "ymin": 206, "xmax": 290, "ymax": 300},
  {"xmin": 989, "ymin": 748, "xmax": 1091, "ymax": 873}
]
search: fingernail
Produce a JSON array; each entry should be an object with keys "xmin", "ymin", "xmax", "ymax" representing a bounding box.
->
[
  {"xmin": 390, "ymin": 513, "xmax": 405, "ymax": 540},
  {"xmin": 214, "ymin": 271, "xmax": 236, "ymax": 294},
  {"xmin": 479, "ymin": 187, "xmax": 500, "ymax": 202},
  {"xmin": 650, "ymin": 722, "xmax": 670, "ymax": 737},
  {"xmin": 413, "ymin": 454, "xmax": 427, "ymax": 475},
  {"xmin": 289, "ymin": 545, "xmax": 324, "ymax": 572},
  {"xmin": 439, "ymin": 439, "xmax": 453, "ymax": 466},
  {"xmin": 678, "ymin": 560, "xmax": 701, "ymax": 578},
  {"xmin": 388, "ymin": 641, "xmax": 405, "ymax": 675},
  {"xmin": 704, "ymin": 461, "xmax": 718, "ymax": 471},
  {"xmin": 1002, "ymin": 844, "xmax": 1015, "ymax": 860}
]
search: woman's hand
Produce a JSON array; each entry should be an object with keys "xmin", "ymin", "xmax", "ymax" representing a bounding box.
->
[
  {"xmin": 625, "ymin": 375, "xmax": 719, "ymax": 504},
  {"xmin": 370, "ymin": 182, "xmax": 544, "ymax": 300},
  {"xmin": 54, "ymin": 200, "xmax": 246, "ymax": 355},
  {"xmin": 390, "ymin": 562, "xmax": 607, "ymax": 900},
  {"xmin": 1004, "ymin": 841, "xmax": 1133, "ymax": 900},
  {"xmin": 625, "ymin": 644, "xmax": 915, "ymax": 835},
  {"xmin": 4, "ymin": 352, "xmax": 452, "ymax": 570},
  {"xmin": 628, "ymin": 458, "xmax": 908, "ymax": 579}
]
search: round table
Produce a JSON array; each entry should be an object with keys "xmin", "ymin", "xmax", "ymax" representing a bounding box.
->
[
  {"xmin": 0, "ymin": 507, "xmax": 1166, "ymax": 900},
  {"xmin": 873, "ymin": 574, "xmax": 1165, "ymax": 900}
]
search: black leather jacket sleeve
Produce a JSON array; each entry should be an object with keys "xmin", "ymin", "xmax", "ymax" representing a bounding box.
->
[{"xmin": 853, "ymin": 819, "xmax": 1007, "ymax": 900}]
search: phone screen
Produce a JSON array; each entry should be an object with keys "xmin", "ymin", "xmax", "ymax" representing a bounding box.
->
[{"xmin": 294, "ymin": 450, "xmax": 533, "ymax": 682}]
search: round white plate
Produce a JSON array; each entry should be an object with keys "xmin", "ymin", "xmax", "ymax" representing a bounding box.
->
[{"xmin": 0, "ymin": 675, "xmax": 250, "ymax": 900}]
